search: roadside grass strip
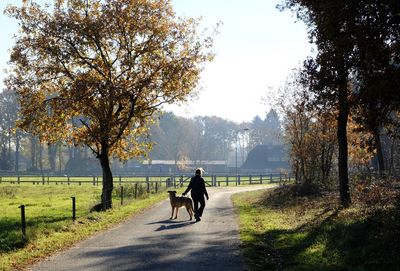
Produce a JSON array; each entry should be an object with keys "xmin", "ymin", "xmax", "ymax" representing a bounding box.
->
[
  {"xmin": 232, "ymin": 186, "xmax": 400, "ymax": 271},
  {"xmin": 0, "ymin": 184, "xmax": 176, "ymax": 271}
]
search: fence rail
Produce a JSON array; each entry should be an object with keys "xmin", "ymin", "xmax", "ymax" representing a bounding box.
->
[{"xmin": 0, "ymin": 172, "xmax": 293, "ymax": 187}]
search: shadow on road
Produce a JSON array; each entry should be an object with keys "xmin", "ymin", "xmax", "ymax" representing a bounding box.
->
[
  {"xmin": 80, "ymin": 230, "xmax": 242, "ymax": 271},
  {"xmin": 147, "ymin": 219, "xmax": 195, "ymax": 231}
]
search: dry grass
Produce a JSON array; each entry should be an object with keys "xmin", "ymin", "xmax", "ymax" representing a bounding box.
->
[{"xmin": 233, "ymin": 184, "xmax": 400, "ymax": 271}]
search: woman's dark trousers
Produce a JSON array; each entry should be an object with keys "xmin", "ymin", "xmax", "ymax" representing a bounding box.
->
[{"xmin": 192, "ymin": 194, "xmax": 205, "ymax": 219}]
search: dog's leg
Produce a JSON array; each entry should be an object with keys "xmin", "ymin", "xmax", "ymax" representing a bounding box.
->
[
  {"xmin": 186, "ymin": 205, "xmax": 192, "ymax": 220},
  {"xmin": 174, "ymin": 207, "xmax": 179, "ymax": 219},
  {"xmin": 170, "ymin": 206, "xmax": 174, "ymax": 220}
]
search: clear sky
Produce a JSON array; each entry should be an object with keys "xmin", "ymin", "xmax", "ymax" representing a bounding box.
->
[{"xmin": 0, "ymin": 0, "xmax": 312, "ymax": 123}]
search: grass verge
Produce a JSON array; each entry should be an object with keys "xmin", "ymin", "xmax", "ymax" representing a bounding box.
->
[
  {"xmin": 232, "ymin": 185, "xmax": 400, "ymax": 271},
  {"xmin": 0, "ymin": 185, "xmax": 181, "ymax": 271}
]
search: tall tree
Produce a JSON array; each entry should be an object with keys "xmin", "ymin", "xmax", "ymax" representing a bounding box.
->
[
  {"xmin": 351, "ymin": 1, "xmax": 400, "ymax": 175},
  {"xmin": 282, "ymin": 0, "xmax": 400, "ymax": 204},
  {"xmin": 284, "ymin": 1, "xmax": 356, "ymax": 204},
  {"xmin": 0, "ymin": 89, "xmax": 19, "ymax": 170},
  {"xmin": 6, "ymin": 0, "xmax": 213, "ymax": 209}
]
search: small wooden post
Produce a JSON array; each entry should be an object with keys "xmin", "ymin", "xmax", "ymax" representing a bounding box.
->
[
  {"xmin": 120, "ymin": 186, "xmax": 124, "ymax": 206},
  {"xmin": 19, "ymin": 205, "xmax": 26, "ymax": 238},
  {"xmin": 134, "ymin": 183, "xmax": 138, "ymax": 199},
  {"xmin": 146, "ymin": 176, "xmax": 150, "ymax": 193},
  {"xmin": 71, "ymin": 197, "xmax": 76, "ymax": 222}
]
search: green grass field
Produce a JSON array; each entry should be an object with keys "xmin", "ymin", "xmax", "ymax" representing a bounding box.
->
[
  {"xmin": 0, "ymin": 174, "xmax": 287, "ymax": 270},
  {"xmin": 0, "ymin": 182, "xmax": 172, "ymax": 271},
  {"xmin": 232, "ymin": 186, "xmax": 400, "ymax": 271}
]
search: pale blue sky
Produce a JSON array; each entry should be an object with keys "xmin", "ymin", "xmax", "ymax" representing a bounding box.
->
[{"xmin": 0, "ymin": 0, "xmax": 311, "ymax": 123}]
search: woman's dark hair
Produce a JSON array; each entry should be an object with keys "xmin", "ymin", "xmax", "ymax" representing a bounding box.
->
[{"xmin": 195, "ymin": 168, "xmax": 202, "ymax": 176}]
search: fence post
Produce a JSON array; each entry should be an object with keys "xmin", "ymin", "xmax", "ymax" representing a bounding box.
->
[
  {"xmin": 134, "ymin": 183, "xmax": 138, "ymax": 199},
  {"xmin": 93, "ymin": 176, "xmax": 96, "ymax": 186},
  {"xmin": 0, "ymin": 176, "xmax": 2, "ymax": 183},
  {"xmin": 119, "ymin": 176, "xmax": 122, "ymax": 185},
  {"xmin": 17, "ymin": 176, "xmax": 20, "ymax": 184},
  {"xmin": 120, "ymin": 186, "xmax": 124, "ymax": 206},
  {"xmin": 238, "ymin": 175, "xmax": 241, "ymax": 185},
  {"xmin": 155, "ymin": 182, "xmax": 158, "ymax": 193},
  {"xmin": 67, "ymin": 176, "xmax": 70, "ymax": 186},
  {"xmin": 19, "ymin": 205, "xmax": 26, "ymax": 238},
  {"xmin": 71, "ymin": 197, "xmax": 76, "ymax": 222},
  {"xmin": 146, "ymin": 176, "xmax": 150, "ymax": 193},
  {"xmin": 250, "ymin": 175, "xmax": 252, "ymax": 184},
  {"xmin": 42, "ymin": 175, "xmax": 45, "ymax": 185},
  {"xmin": 173, "ymin": 176, "xmax": 176, "ymax": 188},
  {"xmin": 270, "ymin": 173, "xmax": 272, "ymax": 183}
]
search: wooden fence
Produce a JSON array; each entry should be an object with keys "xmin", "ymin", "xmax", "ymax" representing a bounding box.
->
[{"xmin": 0, "ymin": 172, "xmax": 293, "ymax": 188}]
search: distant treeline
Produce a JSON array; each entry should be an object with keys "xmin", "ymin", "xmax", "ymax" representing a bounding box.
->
[{"xmin": 0, "ymin": 90, "xmax": 283, "ymax": 174}]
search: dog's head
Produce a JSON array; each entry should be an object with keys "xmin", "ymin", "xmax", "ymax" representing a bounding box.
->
[{"xmin": 167, "ymin": 190, "xmax": 177, "ymax": 195}]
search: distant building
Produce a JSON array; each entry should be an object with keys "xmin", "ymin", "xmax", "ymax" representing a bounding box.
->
[
  {"xmin": 122, "ymin": 159, "xmax": 227, "ymax": 174},
  {"xmin": 241, "ymin": 144, "xmax": 289, "ymax": 172}
]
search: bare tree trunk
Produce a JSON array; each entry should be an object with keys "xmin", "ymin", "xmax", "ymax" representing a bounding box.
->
[
  {"xmin": 98, "ymin": 144, "xmax": 113, "ymax": 210},
  {"xmin": 337, "ymin": 81, "xmax": 351, "ymax": 205},
  {"xmin": 389, "ymin": 137, "xmax": 395, "ymax": 175},
  {"xmin": 373, "ymin": 127, "xmax": 385, "ymax": 175},
  {"xmin": 48, "ymin": 143, "xmax": 57, "ymax": 172},
  {"xmin": 38, "ymin": 141, "xmax": 43, "ymax": 172},
  {"xmin": 30, "ymin": 136, "xmax": 37, "ymax": 170},
  {"xmin": 15, "ymin": 131, "xmax": 20, "ymax": 173},
  {"xmin": 58, "ymin": 143, "xmax": 63, "ymax": 173}
]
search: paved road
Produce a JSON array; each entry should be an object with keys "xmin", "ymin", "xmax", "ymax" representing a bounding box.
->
[{"xmin": 29, "ymin": 186, "xmax": 270, "ymax": 271}]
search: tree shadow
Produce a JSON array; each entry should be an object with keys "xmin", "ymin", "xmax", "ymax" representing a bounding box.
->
[
  {"xmin": 0, "ymin": 215, "xmax": 71, "ymax": 252},
  {"xmin": 244, "ymin": 206, "xmax": 400, "ymax": 271},
  {"xmin": 33, "ymin": 229, "xmax": 244, "ymax": 271}
]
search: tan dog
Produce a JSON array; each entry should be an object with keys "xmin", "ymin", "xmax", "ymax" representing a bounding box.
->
[{"xmin": 167, "ymin": 191, "xmax": 194, "ymax": 220}]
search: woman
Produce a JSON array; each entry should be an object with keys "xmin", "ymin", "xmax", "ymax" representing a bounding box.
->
[{"xmin": 182, "ymin": 168, "xmax": 209, "ymax": 222}]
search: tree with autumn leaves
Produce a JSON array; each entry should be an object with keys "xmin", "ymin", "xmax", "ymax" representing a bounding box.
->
[
  {"xmin": 281, "ymin": 0, "xmax": 400, "ymax": 205},
  {"xmin": 5, "ymin": 0, "xmax": 214, "ymax": 210}
]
